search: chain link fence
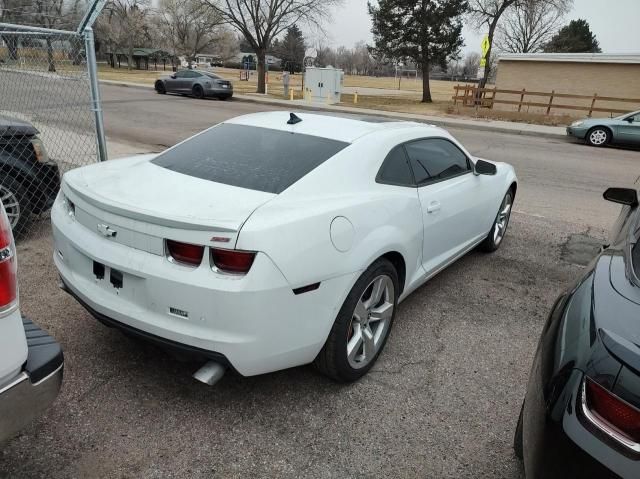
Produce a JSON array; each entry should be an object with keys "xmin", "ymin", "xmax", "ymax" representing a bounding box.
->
[{"xmin": 0, "ymin": 27, "xmax": 103, "ymax": 239}]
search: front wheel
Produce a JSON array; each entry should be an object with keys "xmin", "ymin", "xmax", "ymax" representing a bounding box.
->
[
  {"xmin": 314, "ymin": 258, "xmax": 398, "ymax": 382},
  {"xmin": 586, "ymin": 127, "xmax": 610, "ymax": 147},
  {"xmin": 154, "ymin": 81, "xmax": 166, "ymax": 94},
  {"xmin": 479, "ymin": 189, "xmax": 513, "ymax": 252}
]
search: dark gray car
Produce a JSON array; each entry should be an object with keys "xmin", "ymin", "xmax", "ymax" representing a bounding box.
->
[{"xmin": 155, "ymin": 70, "xmax": 233, "ymax": 100}]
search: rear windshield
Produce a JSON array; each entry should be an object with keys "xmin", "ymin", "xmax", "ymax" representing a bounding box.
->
[
  {"xmin": 203, "ymin": 72, "xmax": 221, "ymax": 79},
  {"xmin": 152, "ymin": 123, "xmax": 349, "ymax": 194}
]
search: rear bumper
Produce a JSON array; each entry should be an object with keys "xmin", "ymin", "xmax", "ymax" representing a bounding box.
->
[
  {"xmin": 51, "ymin": 198, "xmax": 356, "ymax": 376},
  {"xmin": 204, "ymin": 86, "xmax": 233, "ymax": 98},
  {"xmin": 0, "ymin": 318, "xmax": 63, "ymax": 444},
  {"xmin": 60, "ymin": 278, "xmax": 232, "ymax": 367}
]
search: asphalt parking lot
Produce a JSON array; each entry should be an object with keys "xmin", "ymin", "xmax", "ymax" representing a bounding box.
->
[{"xmin": 2, "ymin": 88, "xmax": 639, "ymax": 478}]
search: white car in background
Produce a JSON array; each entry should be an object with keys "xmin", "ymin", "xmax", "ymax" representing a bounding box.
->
[
  {"xmin": 52, "ymin": 112, "xmax": 517, "ymax": 383},
  {"xmin": 0, "ymin": 203, "xmax": 63, "ymax": 444}
]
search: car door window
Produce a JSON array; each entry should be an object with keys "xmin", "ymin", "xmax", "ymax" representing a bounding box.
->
[
  {"xmin": 405, "ymin": 138, "xmax": 471, "ymax": 185},
  {"xmin": 376, "ymin": 146, "xmax": 415, "ymax": 187},
  {"xmin": 174, "ymin": 71, "xmax": 189, "ymax": 78},
  {"xmin": 186, "ymin": 71, "xmax": 201, "ymax": 78}
]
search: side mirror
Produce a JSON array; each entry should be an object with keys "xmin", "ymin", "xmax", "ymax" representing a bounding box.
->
[
  {"xmin": 170, "ymin": 74, "xmax": 176, "ymax": 79},
  {"xmin": 603, "ymin": 187, "xmax": 638, "ymax": 207},
  {"xmin": 474, "ymin": 159, "xmax": 497, "ymax": 176}
]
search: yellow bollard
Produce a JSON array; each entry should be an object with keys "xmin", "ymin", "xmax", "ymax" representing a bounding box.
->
[
  {"xmin": 354, "ymin": 91, "xmax": 358, "ymax": 104},
  {"xmin": 290, "ymin": 88, "xmax": 294, "ymax": 101}
]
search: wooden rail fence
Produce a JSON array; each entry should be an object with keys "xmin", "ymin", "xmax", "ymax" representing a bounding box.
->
[{"xmin": 452, "ymin": 85, "xmax": 640, "ymax": 117}]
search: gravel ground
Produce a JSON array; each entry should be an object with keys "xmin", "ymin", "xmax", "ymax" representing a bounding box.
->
[
  {"xmin": 0, "ymin": 211, "xmax": 604, "ymax": 479},
  {"xmin": 1, "ymin": 90, "xmax": 637, "ymax": 478}
]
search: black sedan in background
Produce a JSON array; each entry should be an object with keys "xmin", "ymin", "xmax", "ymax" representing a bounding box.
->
[
  {"xmin": 516, "ymin": 187, "xmax": 640, "ymax": 478},
  {"xmin": 154, "ymin": 70, "xmax": 233, "ymax": 100},
  {"xmin": 0, "ymin": 115, "xmax": 60, "ymax": 237}
]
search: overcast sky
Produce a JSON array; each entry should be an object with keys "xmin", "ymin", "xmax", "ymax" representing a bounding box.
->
[{"xmin": 310, "ymin": 0, "xmax": 640, "ymax": 55}]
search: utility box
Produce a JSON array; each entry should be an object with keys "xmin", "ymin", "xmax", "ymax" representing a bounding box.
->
[{"xmin": 304, "ymin": 67, "xmax": 344, "ymax": 104}]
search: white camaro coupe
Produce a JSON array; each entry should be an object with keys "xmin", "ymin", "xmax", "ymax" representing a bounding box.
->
[{"xmin": 52, "ymin": 112, "xmax": 517, "ymax": 382}]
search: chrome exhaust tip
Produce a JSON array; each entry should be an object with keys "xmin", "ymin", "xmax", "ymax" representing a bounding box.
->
[{"xmin": 193, "ymin": 361, "xmax": 226, "ymax": 386}]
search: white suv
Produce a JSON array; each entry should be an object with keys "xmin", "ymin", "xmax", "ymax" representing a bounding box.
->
[{"xmin": 0, "ymin": 202, "xmax": 63, "ymax": 444}]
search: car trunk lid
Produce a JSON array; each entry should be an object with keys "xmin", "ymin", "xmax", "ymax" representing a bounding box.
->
[{"xmin": 62, "ymin": 154, "xmax": 275, "ymax": 253}]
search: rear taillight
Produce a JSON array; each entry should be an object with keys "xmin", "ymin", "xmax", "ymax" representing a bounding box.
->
[
  {"xmin": 0, "ymin": 206, "xmax": 17, "ymax": 311},
  {"xmin": 583, "ymin": 377, "xmax": 640, "ymax": 451},
  {"xmin": 211, "ymin": 248, "xmax": 256, "ymax": 275},
  {"xmin": 166, "ymin": 240, "xmax": 204, "ymax": 267}
]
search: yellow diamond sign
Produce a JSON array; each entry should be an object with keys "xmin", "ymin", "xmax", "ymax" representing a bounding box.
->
[{"xmin": 481, "ymin": 34, "xmax": 490, "ymax": 59}]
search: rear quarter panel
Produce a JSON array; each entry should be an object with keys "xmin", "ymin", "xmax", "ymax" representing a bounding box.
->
[{"xmin": 236, "ymin": 129, "xmax": 426, "ymax": 294}]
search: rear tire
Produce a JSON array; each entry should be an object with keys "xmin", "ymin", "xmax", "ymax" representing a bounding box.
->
[
  {"xmin": 479, "ymin": 189, "xmax": 513, "ymax": 253},
  {"xmin": 192, "ymin": 85, "xmax": 204, "ymax": 99},
  {"xmin": 314, "ymin": 258, "xmax": 398, "ymax": 382},
  {"xmin": 514, "ymin": 402, "xmax": 524, "ymax": 460},
  {"xmin": 154, "ymin": 81, "xmax": 166, "ymax": 94},
  {"xmin": 586, "ymin": 127, "xmax": 611, "ymax": 147},
  {"xmin": 0, "ymin": 176, "xmax": 30, "ymax": 238}
]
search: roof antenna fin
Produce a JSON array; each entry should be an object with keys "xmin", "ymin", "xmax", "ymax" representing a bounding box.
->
[{"xmin": 287, "ymin": 113, "xmax": 302, "ymax": 125}]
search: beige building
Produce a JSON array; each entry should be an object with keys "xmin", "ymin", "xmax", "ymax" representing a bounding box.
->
[{"xmin": 494, "ymin": 53, "xmax": 640, "ymax": 117}]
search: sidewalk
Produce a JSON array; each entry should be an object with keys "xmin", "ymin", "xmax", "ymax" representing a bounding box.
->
[{"xmin": 100, "ymin": 79, "xmax": 567, "ymax": 140}]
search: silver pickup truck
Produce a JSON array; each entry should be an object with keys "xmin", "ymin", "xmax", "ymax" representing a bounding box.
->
[{"xmin": 0, "ymin": 202, "xmax": 63, "ymax": 444}]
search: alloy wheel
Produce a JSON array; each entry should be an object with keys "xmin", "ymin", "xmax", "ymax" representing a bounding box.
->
[
  {"xmin": 346, "ymin": 275, "xmax": 395, "ymax": 369},
  {"xmin": 493, "ymin": 193, "xmax": 512, "ymax": 246},
  {"xmin": 0, "ymin": 185, "xmax": 20, "ymax": 229},
  {"xmin": 589, "ymin": 129, "xmax": 608, "ymax": 146}
]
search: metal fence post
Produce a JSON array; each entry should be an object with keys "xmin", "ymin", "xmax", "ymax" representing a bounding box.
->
[{"xmin": 84, "ymin": 26, "xmax": 108, "ymax": 162}]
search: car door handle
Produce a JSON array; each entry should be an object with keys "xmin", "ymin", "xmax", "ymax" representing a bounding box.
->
[{"xmin": 427, "ymin": 201, "xmax": 441, "ymax": 214}]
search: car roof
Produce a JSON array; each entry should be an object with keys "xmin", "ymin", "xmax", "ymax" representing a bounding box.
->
[{"xmin": 224, "ymin": 111, "xmax": 438, "ymax": 143}]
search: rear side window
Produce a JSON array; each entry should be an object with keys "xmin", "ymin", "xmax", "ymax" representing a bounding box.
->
[
  {"xmin": 152, "ymin": 124, "xmax": 349, "ymax": 194},
  {"xmin": 376, "ymin": 146, "xmax": 414, "ymax": 187},
  {"xmin": 405, "ymin": 138, "xmax": 470, "ymax": 185}
]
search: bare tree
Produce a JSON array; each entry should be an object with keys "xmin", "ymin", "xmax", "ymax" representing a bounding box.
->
[
  {"xmin": 157, "ymin": 0, "xmax": 223, "ymax": 67},
  {"xmin": 215, "ymin": 28, "xmax": 240, "ymax": 63},
  {"xmin": 0, "ymin": 0, "xmax": 86, "ymax": 70},
  {"xmin": 495, "ymin": 0, "xmax": 570, "ymax": 53},
  {"xmin": 468, "ymin": 0, "xmax": 519, "ymax": 88},
  {"xmin": 0, "ymin": 0, "xmax": 29, "ymax": 60},
  {"xmin": 469, "ymin": 0, "xmax": 572, "ymax": 88},
  {"xmin": 29, "ymin": 0, "xmax": 64, "ymax": 71},
  {"xmin": 201, "ymin": 0, "xmax": 342, "ymax": 94},
  {"xmin": 462, "ymin": 52, "xmax": 481, "ymax": 77},
  {"xmin": 102, "ymin": 0, "xmax": 150, "ymax": 70}
]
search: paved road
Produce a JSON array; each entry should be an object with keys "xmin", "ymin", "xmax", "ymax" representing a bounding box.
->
[{"xmin": 2, "ymin": 85, "xmax": 640, "ymax": 478}]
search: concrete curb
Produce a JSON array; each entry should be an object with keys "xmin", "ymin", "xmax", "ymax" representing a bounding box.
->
[{"xmin": 99, "ymin": 79, "xmax": 568, "ymax": 140}]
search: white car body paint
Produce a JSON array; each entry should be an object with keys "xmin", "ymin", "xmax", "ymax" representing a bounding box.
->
[
  {"xmin": 52, "ymin": 112, "xmax": 517, "ymax": 376},
  {"xmin": 0, "ymin": 308, "xmax": 28, "ymax": 389}
]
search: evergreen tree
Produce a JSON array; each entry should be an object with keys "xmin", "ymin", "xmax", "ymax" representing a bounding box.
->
[
  {"xmin": 277, "ymin": 25, "xmax": 306, "ymax": 73},
  {"xmin": 544, "ymin": 19, "xmax": 601, "ymax": 53},
  {"xmin": 369, "ymin": 0, "xmax": 468, "ymax": 103}
]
